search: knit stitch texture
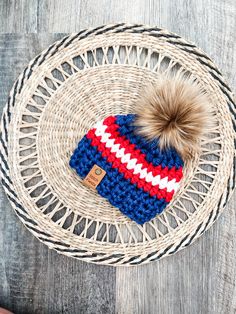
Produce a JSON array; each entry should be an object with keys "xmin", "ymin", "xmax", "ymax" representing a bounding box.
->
[{"xmin": 70, "ymin": 114, "xmax": 184, "ymax": 224}]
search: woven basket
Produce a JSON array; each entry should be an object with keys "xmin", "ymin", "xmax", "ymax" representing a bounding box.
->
[{"xmin": 1, "ymin": 24, "xmax": 235, "ymax": 266}]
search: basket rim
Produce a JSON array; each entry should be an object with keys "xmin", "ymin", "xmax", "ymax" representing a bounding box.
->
[{"xmin": 1, "ymin": 23, "xmax": 235, "ymax": 266}]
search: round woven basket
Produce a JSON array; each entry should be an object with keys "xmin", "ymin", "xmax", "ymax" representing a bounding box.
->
[{"xmin": 1, "ymin": 24, "xmax": 235, "ymax": 266}]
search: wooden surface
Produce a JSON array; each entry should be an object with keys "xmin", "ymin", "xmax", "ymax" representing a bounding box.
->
[{"xmin": 0, "ymin": 1, "xmax": 236, "ymax": 313}]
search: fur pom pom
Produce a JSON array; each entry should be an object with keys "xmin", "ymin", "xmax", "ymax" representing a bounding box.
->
[{"xmin": 134, "ymin": 73, "xmax": 215, "ymax": 159}]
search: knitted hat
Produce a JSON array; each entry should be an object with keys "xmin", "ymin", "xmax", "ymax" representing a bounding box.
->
[
  {"xmin": 70, "ymin": 74, "xmax": 213, "ymax": 224},
  {"xmin": 70, "ymin": 114, "xmax": 184, "ymax": 224}
]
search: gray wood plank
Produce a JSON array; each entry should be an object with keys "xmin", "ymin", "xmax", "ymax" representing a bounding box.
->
[
  {"xmin": 37, "ymin": 0, "xmax": 160, "ymax": 32},
  {"xmin": 0, "ymin": 0, "xmax": 236, "ymax": 313},
  {"xmin": 115, "ymin": 0, "xmax": 236, "ymax": 313},
  {"xmin": 215, "ymin": 201, "xmax": 236, "ymax": 313},
  {"xmin": 0, "ymin": 34, "xmax": 116, "ymax": 314},
  {"xmin": 0, "ymin": 0, "xmax": 38, "ymax": 33}
]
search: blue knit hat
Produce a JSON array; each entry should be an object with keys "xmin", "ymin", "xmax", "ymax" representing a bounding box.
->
[
  {"xmin": 69, "ymin": 73, "xmax": 212, "ymax": 224},
  {"xmin": 70, "ymin": 114, "xmax": 184, "ymax": 224}
]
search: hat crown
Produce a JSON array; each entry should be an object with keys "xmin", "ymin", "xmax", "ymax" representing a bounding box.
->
[
  {"xmin": 70, "ymin": 114, "xmax": 184, "ymax": 224},
  {"xmin": 114, "ymin": 114, "xmax": 184, "ymax": 169}
]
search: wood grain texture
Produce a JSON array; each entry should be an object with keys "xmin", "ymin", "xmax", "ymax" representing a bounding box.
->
[
  {"xmin": 115, "ymin": 1, "xmax": 236, "ymax": 313},
  {"xmin": 0, "ymin": 34, "xmax": 116, "ymax": 314},
  {"xmin": 0, "ymin": 0, "xmax": 38, "ymax": 33},
  {"xmin": 0, "ymin": 0, "xmax": 236, "ymax": 313}
]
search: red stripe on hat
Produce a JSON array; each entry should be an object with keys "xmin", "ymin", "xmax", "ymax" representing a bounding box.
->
[
  {"xmin": 87, "ymin": 128, "xmax": 176, "ymax": 202},
  {"xmin": 102, "ymin": 117, "xmax": 183, "ymax": 182}
]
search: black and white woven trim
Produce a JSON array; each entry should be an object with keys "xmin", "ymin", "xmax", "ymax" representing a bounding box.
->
[{"xmin": 0, "ymin": 24, "xmax": 235, "ymax": 266}]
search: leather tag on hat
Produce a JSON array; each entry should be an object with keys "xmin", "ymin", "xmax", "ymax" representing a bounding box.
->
[{"xmin": 83, "ymin": 164, "xmax": 106, "ymax": 189}]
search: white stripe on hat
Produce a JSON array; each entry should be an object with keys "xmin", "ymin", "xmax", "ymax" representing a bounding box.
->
[{"xmin": 94, "ymin": 120, "xmax": 180, "ymax": 193}]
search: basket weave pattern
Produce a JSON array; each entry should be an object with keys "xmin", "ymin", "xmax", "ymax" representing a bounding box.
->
[{"xmin": 0, "ymin": 24, "xmax": 235, "ymax": 266}]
